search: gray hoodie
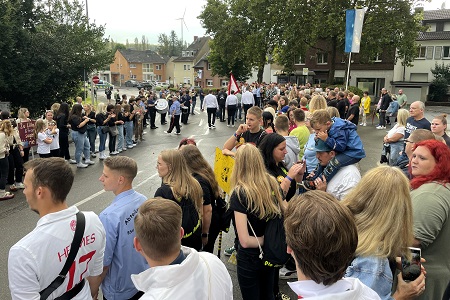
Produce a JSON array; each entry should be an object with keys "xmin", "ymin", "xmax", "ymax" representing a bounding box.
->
[{"xmin": 283, "ymin": 135, "xmax": 300, "ymax": 169}]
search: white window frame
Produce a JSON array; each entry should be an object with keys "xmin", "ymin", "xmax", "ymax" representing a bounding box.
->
[
  {"xmin": 443, "ymin": 46, "xmax": 450, "ymax": 59},
  {"xmin": 130, "ymin": 74, "xmax": 137, "ymax": 79},
  {"xmin": 129, "ymin": 64, "xmax": 137, "ymax": 68},
  {"xmin": 416, "ymin": 46, "xmax": 426, "ymax": 59},
  {"xmin": 207, "ymin": 63, "xmax": 212, "ymax": 70},
  {"xmin": 373, "ymin": 53, "xmax": 382, "ymax": 62},
  {"xmin": 142, "ymin": 63, "xmax": 153, "ymax": 72},
  {"xmin": 295, "ymin": 55, "xmax": 305, "ymax": 65},
  {"xmin": 317, "ymin": 53, "xmax": 328, "ymax": 64},
  {"xmin": 221, "ymin": 80, "xmax": 229, "ymax": 87},
  {"xmin": 155, "ymin": 64, "xmax": 161, "ymax": 70},
  {"xmin": 206, "ymin": 79, "xmax": 213, "ymax": 87}
]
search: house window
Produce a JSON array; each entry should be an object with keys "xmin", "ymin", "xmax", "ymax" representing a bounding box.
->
[
  {"xmin": 426, "ymin": 46, "xmax": 434, "ymax": 59},
  {"xmin": 142, "ymin": 63, "xmax": 153, "ymax": 72},
  {"xmin": 295, "ymin": 55, "xmax": 305, "ymax": 65},
  {"xmin": 182, "ymin": 51, "xmax": 187, "ymax": 57},
  {"xmin": 131, "ymin": 75, "xmax": 137, "ymax": 79},
  {"xmin": 120, "ymin": 75, "xmax": 124, "ymax": 80},
  {"xmin": 417, "ymin": 46, "xmax": 426, "ymax": 59},
  {"xmin": 207, "ymin": 63, "xmax": 212, "ymax": 70},
  {"xmin": 221, "ymin": 80, "xmax": 229, "ymax": 87},
  {"xmin": 155, "ymin": 65, "xmax": 161, "ymax": 70},
  {"xmin": 130, "ymin": 64, "xmax": 137, "ymax": 68},
  {"xmin": 184, "ymin": 64, "xmax": 190, "ymax": 70},
  {"xmin": 207, "ymin": 79, "xmax": 213, "ymax": 86},
  {"xmin": 443, "ymin": 46, "xmax": 450, "ymax": 59},
  {"xmin": 191, "ymin": 51, "xmax": 194, "ymax": 56},
  {"xmin": 317, "ymin": 53, "xmax": 328, "ymax": 64},
  {"xmin": 156, "ymin": 75, "xmax": 162, "ymax": 80}
]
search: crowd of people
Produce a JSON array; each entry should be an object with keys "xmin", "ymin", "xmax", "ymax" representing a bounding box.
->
[{"xmin": 4, "ymin": 81, "xmax": 450, "ymax": 300}]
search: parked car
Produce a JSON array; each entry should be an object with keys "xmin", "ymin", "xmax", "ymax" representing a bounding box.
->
[
  {"xmin": 155, "ymin": 81, "xmax": 169, "ymax": 88},
  {"xmin": 96, "ymin": 80, "xmax": 114, "ymax": 90},
  {"xmin": 124, "ymin": 80, "xmax": 139, "ymax": 87},
  {"xmin": 137, "ymin": 81, "xmax": 154, "ymax": 90}
]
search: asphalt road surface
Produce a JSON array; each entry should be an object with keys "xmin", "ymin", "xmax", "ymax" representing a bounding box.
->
[{"xmin": 0, "ymin": 88, "xmax": 448, "ymax": 299}]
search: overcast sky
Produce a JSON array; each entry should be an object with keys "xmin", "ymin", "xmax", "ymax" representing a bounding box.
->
[
  {"xmin": 87, "ymin": 0, "xmax": 207, "ymax": 45},
  {"xmin": 86, "ymin": 0, "xmax": 447, "ymax": 45}
]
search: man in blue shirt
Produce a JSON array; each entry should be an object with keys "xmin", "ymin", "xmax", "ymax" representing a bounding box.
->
[
  {"xmin": 98, "ymin": 156, "xmax": 148, "ymax": 300},
  {"xmin": 164, "ymin": 96, "xmax": 181, "ymax": 135}
]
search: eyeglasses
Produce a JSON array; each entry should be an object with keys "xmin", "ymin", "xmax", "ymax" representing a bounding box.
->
[{"xmin": 404, "ymin": 139, "xmax": 414, "ymax": 144}]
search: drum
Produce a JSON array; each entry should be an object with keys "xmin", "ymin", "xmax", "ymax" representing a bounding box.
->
[
  {"xmin": 181, "ymin": 106, "xmax": 189, "ymax": 115},
  {"xmin": 155, "ymin": 99, "xmax": 169, "ymax": 114}
]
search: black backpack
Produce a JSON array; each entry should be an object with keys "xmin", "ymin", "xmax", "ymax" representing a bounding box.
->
[{"xmin": 178, "ymin": 197, "xmax": 201, "ymax": 240}]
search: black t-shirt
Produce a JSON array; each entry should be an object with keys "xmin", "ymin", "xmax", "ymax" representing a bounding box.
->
[
  {"xmin": 346, "ymin": 104, "xmax": 360, "ymax": 125},
  {"xmin": 69, "ymin": 115, "xmax": 86, "ymax": 134},
  {"xmin": 95, "ymin": 113, "xmax": 107, "ymax": 126},
  {"xmin": 56, "ymin": 114, "xmax": 69, "ymax": 134},
  {"xmin": 193, "ymin": 174, "xmax": 212, "ymax": 206},
  {"xmin": 337, "ymin": 100, "xmax": 346, "ymax": 119},
  {"xmin": 229, "ymin": 190, "xmax": 266, "ymax": 239},
  {"xmin": 236, "ymin": 129, "xmax": 266, "ymax": 148},
  {"xmin": 268, "ymin": 165, "xmax": 296, "ymax": 202},
  {"xmin": 404, "ymin": 117, "xmax": 431, "ymax": 140}
]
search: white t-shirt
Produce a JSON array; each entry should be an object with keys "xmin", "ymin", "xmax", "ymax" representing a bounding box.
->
[
  {"xmin": 132, "ymin": 246, "xmax": 233, "ymax": 300},
  {"xmin": 37, "ymin": 132, "xmax": 51, "ymax": 154},
  {"xmin": 47, "ymin": 129, "xmax": 60, "ymax": 150},
  {"xmin": 8, "ymin": 206, "xmax": 106, "ymax": 300},
  {"xmin": 387, "ymin": 124, "xmax": 405, "ymax": 139},
  {"xmin": 327, "ymin": 164, "xmax": 361, "ymax": 200}
]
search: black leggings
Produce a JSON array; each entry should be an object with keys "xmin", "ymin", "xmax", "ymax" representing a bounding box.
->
[
  {"xmin": 108, "ymin": 133, "xmax": 116, "ymax": 152},
  {"xmin": 59, "ymin": 132, "xmax": 70, "ymax": 160},
  {"xmin": 8, "ymin": 148, "xmax": 23, "ymax": 184},
  {"xmin": 227, "ymin": 105, "xmax": 237, "ymax": 125},
  {"xmin": 207, "ymin": 108, "xmax": 217, "ymax": 127}
]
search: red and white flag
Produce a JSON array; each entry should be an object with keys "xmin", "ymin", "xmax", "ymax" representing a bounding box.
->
[{"xmin": 228, "ymin": 72, "xmax": 240, "ymax": 95}]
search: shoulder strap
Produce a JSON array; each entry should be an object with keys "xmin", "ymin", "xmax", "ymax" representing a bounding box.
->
[
  {"xmin": 40, "ymin": 212, "xmax": 86, "ymax": 300},
  {"xmin": 247, "ymin": 219, "xmax": 264, "ymax": 259}
]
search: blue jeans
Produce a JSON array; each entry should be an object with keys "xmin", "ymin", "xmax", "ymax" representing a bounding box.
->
[
  {"xmin": 191, "ymin": 100, "xmax": 196, "ymax": 114},
  {"xmin": 86, "ymin": 127, "xmax": 97, "ymax": 153},
  {"xmin": 311, "ymin": 153, "xmax": 360, "ymax": 182},
  {"xmin": 235, "ymin": 104, "xmax": 242, "ymax": 120},
  {"xmin": 71, "ymin": 131, "xmax": 90, "ymax": 163},
  {"xmin": 117, "ymin": 124, "xmax": 124, "ymax": 150},
  {"xmin": 124, "ymin": 121, "xmax": 134, "ymax": 146},
  {"xmin": 97, "ymin": 126, "xmax": 107, "ymax": 152}
]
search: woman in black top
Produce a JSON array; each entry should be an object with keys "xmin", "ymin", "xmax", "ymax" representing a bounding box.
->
[
  {"xmin": 68, "ymin": 104, "xmax": 95, "ymax": 168},
  {"xmin": 179, "ymin": 144, "xmax": 219, "ymax": 253},
  {"xmin": 154, "ymin": 149, "xmax": 203, "ymax": 251},
  {"xmin": 95, "ymin": 102, "xmax": 109, "ymax": 160},
  {"xmin": 56, "ymin": 102, "xmax": 72, "ymax": 161},
  {"xmin": 229, "ymin": 144, "xmax": 284, "ymax": 300},
  {"xmin": 84, "ymin": 104, "xmax": 97, "ymax": 158},
  {"xmin": 106, "ymin": 104, "xmax": 118, "ymax": 155}
]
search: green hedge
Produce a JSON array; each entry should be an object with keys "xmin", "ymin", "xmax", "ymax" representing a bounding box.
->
[{"xmin": 327, "ymin": 85, "xmax": 364, "ymax": 98}]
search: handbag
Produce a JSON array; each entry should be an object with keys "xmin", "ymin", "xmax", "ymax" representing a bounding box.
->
[
  {"xmin": 101, "ymin": 126, "xmax": 109, "ymax": 134},
  {"xmin": 110, "ymin": 125, "xmax": 118, "ymax": 137},
  {"xmin": 40, "ymin": 212, "xmax": 85, "ymax": 300}
]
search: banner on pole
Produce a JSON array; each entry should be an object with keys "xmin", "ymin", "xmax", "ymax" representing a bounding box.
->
[
  {"xmin": 228, "ymin": 72, "xmax": 240, "ymax": 95},
  {"xmin": 345, "ymin": 9, "xmax": 365, "ymax": 53}
]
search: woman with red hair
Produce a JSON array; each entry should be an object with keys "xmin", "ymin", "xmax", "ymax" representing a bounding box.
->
[{"xmin": 409, "ymin": 139, "xmax": 450, "ymax": 300}]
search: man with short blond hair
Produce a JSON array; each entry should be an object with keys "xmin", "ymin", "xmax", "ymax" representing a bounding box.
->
[{"xmin": 132, "ymin": 198, "xmax": 233, "ymax": 300}]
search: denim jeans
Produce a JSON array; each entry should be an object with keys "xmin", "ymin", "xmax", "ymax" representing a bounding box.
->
[
  {"xmin": 97, "ymin": 126, "xmax": 107, "ymax": 152},
  {"xmin": 237, "ymin": 249, "xmax": 275, "ymax": 300},
  {"xmin": 235, "ymin": 105, "xmax": 242, "ymax": 120},
  {"xmin": 116, "ymin": 124, "xmax": 124, "ymax": 150},
  {"xmin": 86, "ymin": 127, "xmax": 97, "ymax": 153},
  {"xmin": 71, "ymin": 131, "xmax": 90, "ymax": 163},
  {"xmin": 124, "ymin": 121, "xmax": 134, "ymax": 146},
  {"xmin": 191, "ymin": 100, "xmax": 196, "ymax": 114},
  {"xmin": 312, "ymin": 153, "xmax": 360, "ymax": 183}
]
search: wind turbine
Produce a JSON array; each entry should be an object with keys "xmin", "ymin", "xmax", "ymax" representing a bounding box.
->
[{"xmin": 176, "ymin": 8, "xmax": 189, "ymax": 48}]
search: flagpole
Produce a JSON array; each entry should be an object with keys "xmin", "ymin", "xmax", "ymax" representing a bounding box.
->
[{"xmin": 345, "ymin": 52, "xmax": 352, "ymax": 90}]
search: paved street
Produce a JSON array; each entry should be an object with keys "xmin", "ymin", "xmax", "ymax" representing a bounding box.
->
[{"xmin": 0, "ymin": 90, "xmax": 448, "ymax": 299}]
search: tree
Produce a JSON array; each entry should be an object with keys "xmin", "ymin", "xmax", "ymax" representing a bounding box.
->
[
  {"xmin": 198, "ymin": 0, "xmax": 283, "ymax": 82},
  {"xmin": 157, "ymin": 31, "xmax": 183, "ymax": 57},
  {"xmin": 276, "ymin": 0, "xmax": 425, "ymax": 83},
  {"xmin": 0, "ymin": 0, "xmax": 113, "ymax": 115}
]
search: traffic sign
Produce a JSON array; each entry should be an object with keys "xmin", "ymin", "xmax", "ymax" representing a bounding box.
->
[{"xmin": 92, "ymin": 76, "xmax": 99, "ymax": 84}]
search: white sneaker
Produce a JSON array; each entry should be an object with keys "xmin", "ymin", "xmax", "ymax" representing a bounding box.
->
[
  {"xmin": 122, "ymin": 148, "xmax": 127, "ymax": 151},
  {"xmin": 15, "ymin": 182, "xmax": 25, "ymax": 189},
  {"xmin": 376, "ymin": 125, "xmax": 385, "ymax": 129},
  {"xmin": 363, "ymin": 123, "xmax": 367, "ymax": 126},
  {"xmin": 77, "ymin": 163, "xmax": 88, "ymax": 168},
  {"xmin": 68, "ymin": 159, "xmax": 77, "ymax": 164},
  {"xmin": 127, "ymin": 145, "xmax": 134, "ymax": 149},
  {"xmin": 279, "ymin": 267, "xmax": 298, "ymax": 279},
  {"xmin": 359, "ymin": 123, "xmax": 363, "ymax": 125},
  {"xmin": 85, "ymin": 160, "xmax": 95, "ymax": 165},
  {"xmin": 110, "ymin": 151, "xmax": 119, "ymax": 155},
  {"xmin": 118, "ymin": 149, "xmax": 123, "ymax": 153}
]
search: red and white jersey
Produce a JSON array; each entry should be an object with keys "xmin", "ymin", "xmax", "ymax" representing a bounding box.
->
[{"xmin": 8, "ymin": 206, "xmax": 106, "ymax": 300}]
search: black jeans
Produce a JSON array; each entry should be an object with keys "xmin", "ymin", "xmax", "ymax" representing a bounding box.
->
[
  {"xmin": 379, "ymin": 111, "xmax": 386, "ymax": 126},
  {"xmin": 160, "ymin": 112, "xmax": 167, "ymax": 125},
  {"xmin": 108, "ymin": 133, "xmax": 116, "ymax": 152},
  {"xmin": 207, "ymin": 108, "xmax": 217, "ymax": 127},
  {"xmin": 59, "ymin": 131, "xmax": 70, "ymax": 160},
  {"xmin": 227, "ymin": 105, "xmax": 237, "ymax": 126},
  {"xmin": 219, "ymin": 104, "xmax": 226, "ymax": 121},
  {"xmin": 237, "ymin": 249, "xmax": 276, "ymax": 300},
  {"xmin": 167, "ymin": 114, "xmax": 181, "ymax": 133},
  {"xmin": 0, "ymin": 157, "xmax": 9, "ymax": 190},
  {"xmin": 181, "ymin": 107, "xmax": 190, "ymax": 124},
  {"xmin": 243, "ymin": 104, "xmax": 253, "ymax": 120},
  {"xmin": 8, "ymin": 148, "xmax": 23, "ymax": 184},
  {"xmin": 148, "ymin": 109, "xmax": 156, "ymax": 127}
]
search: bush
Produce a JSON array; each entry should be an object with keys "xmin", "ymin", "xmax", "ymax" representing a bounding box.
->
[
  {"xmin": 326, "ymin": 85, "xmax": 364, "ymax": 98},
  {"xmin": 428, "ymin": 78, "xmax": 449, "ymax": 102}
]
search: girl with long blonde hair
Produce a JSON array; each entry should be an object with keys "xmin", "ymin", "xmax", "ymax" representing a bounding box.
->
[
  {"xmin": 154, "ymin": 149, "xmax": 203, "ymax": 250},
  {"xmin": 33, "ymin": 119, "xmax": 52, "ymax": 158},
  {"xmin": 229, "ymin": 144, "xmax": 283, "ymax": 300},
  {"xmin": 342, "ymin": 166, "xmax": 425, "ymax": 299}
]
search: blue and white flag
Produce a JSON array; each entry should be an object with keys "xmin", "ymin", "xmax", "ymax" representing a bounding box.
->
[{"xmin": 345, "ymin": 9, "xmax": 365, "ymax": 53}]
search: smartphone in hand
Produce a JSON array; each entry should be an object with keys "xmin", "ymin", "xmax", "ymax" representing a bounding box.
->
[{"xmin": 401, "ymin": 247, "xmax": 421, "ymax": 282}]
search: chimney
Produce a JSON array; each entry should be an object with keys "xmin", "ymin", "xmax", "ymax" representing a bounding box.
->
[{"xmin": 194, "ymin": 36, "xmax": 198, "ymax": 42}]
